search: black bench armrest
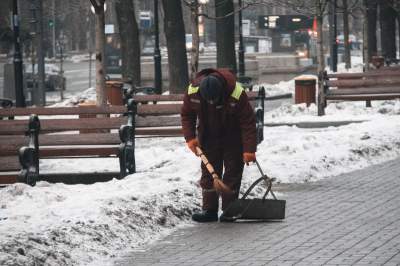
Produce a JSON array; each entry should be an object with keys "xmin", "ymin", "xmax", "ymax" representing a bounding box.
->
[
  {"xmin": 18, "ymin": 114, "xmax": 40, "ymax": 186},
  {"xmin": 118, "ymin": 99, "xmax": 137, "ymax": 177}
]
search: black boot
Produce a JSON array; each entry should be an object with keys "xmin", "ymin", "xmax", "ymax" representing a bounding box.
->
[{"xmin": 191, "ymin": 210, "xmax": 218, "ymax": 222}]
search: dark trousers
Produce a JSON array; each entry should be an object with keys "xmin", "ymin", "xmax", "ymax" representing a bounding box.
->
[{"xmin": 199, "ymin": 141, "xmax": 244, "ymax": 211}]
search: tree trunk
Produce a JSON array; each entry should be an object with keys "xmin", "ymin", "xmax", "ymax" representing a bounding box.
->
[
  {"xmin": 342, "ymin": 0, "xmax": 351, "ymax": 69},
  {"xmin": 190, "ymin": 1, "xmax": 200, "ymax": 80},
  {"xmin": 162, "ymin": 0, "xmax": 189, "ymax": 93},
  {"xmin": 115, "ymin": 0, "xmax": 141, "ymax": 86},
  {"xmin": 317, "ymin": 15, "xmax": 325, "ymax": 73},
  {"xmin": 215, "ymin": 0, "xmax": 236, "ymax": 73},
  {"xmin": 94, "ymin": 1, "xmax": 107, "ymax": 106},
  {"xmin": 366, "ymin": 0, "xmax": 377, "ymax": 61},
  {"xmin": 379, "ymin": 0, "xmax": 397, "ymax": 60},
  {"xmin": 363, "ymin": 0, "xmax": 370, "ymax": 71}
]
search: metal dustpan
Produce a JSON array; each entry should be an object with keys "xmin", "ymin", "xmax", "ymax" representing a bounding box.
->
[{"xmin": 222, "ymin": 160, "xmax": 286, "ymax": 221}]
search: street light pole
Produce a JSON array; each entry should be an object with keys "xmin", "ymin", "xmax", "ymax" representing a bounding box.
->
[
  {"xmin": 238, "ymin": 0, "xmax": 245, "ymax": 77},
  {"xmin": 52, "ymin": 0, "xmax": 56, "ymax": 59},
  {"xmin": 12, "ymin": 0, "xmax": 26, "ymax": 107},
  {"xmin": 31, "ymin": 0, "xmax": 46, "ymax": 106},
  {"xmin": 329, "ymin": 0, "xmax": 338, "ymax": 72},
  {"xmin": 153, "ymin": 0, "xmax": 162, "ymax": 94}
]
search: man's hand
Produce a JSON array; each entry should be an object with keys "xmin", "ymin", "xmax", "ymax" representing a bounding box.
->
[
  {"xmin": 243, "ymin": 152, "xmax": 256, "ymax": 165},
  {"xmin": 186, "ymin": 138, "xmax": 199, "ymax": 156}
]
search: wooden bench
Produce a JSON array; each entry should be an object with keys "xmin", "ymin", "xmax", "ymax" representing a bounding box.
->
[
  {"xmin": 0, "ymin": 101, "xmax": 38, "ymax": 186},
  {"xmin": 125, "ymin": 87, "xmax": 266, "ymax": 173},
  {"xmin": 0, "ymin": 103, "xmax": 135, "ymax": 186},
  {"xmin": 318, "ymin": 70, "xmax": 400, "ymax": 115}
]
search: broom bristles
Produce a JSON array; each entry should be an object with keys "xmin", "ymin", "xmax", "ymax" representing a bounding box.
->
[{"xmin": 213, "ymin": 178, "xmax": 234, "ymax": 195}]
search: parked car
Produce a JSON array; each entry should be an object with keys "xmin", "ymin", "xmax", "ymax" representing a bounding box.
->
[{"xmin": 25, "ymin": 64, "xmax": 66, "ymax": 91}]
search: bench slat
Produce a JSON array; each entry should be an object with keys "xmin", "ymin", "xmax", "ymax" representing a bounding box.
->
[
  {"xmin": 327, "ymin": 77, "xmax": 400, "ymax": 88},
  {"xmin": 136, "ymin": 127, "xmax": 183, "ymax": 136},
  {"xmin": 0, "ymin": 105, "xmax": 126, "ymax": 117},
  {"xmin": 0, "ymin": 173, "xmax": 18, "ymax": 185},
  {"xmin": 39, "ymin": 146, "xmax": 119, "ymax": 158},
  {"xmin": 0, "ymin": 156, "xmax": 21, "ymax": 171},
  {"xmin": 39, "ymin": 117, "xmax": 127, "ymax": 132},
  {"xmin": 136, "ymin": 116, "xmax": 181, "ymax": 127},
  {"xmin": 327, "ymin": 71, "xmax": 400, "ymax": 79},
  {"xmin": 325, "ymin": 94, "xmax": 400, "ymax": 101},
  {"xmin": 0, "ymin": 120, "xmax": 29, "ymax": 134},
  {"xmin": 132, "ymin": 91, "xmax": 260, "ymax": 102},
  {"xmin": 133, "ymin": 94, "xmax": 184, "ymax": 102},
  {"xmin": 41, "ymin": 133, "xmax": 120, "ymax": 146},
  {"xmin": 137, "ymin": 104, "xmax": 182, "ymax": 115},
  {"xmin": 328, "ymin": 87, "xmax": 400, "ymax": 95}
]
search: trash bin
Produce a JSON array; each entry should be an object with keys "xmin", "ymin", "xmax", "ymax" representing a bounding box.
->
[
  {"xmin": 106, "ymin": 80, "xmax": 124, "ymax": 105},
  {"xmin": 294, "ymin": 76, "xmax": 316, "ymax": 106}
]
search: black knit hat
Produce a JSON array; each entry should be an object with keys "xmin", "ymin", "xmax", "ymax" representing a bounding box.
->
[{"xmin": 199, "ymin": 75, "xmax": 223, "ymax": 103}]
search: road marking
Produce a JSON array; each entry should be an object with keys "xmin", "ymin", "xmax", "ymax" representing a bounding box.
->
[
  {"xmin": 65, "ymin": 69, "xmax": 93, "ymax": 74},
  {"xmin": 70, "ymin": 80, "xmax": 92, "ymax": 86}
]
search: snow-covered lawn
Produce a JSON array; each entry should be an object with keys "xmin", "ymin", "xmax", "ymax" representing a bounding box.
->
[{"xmin": 1, "ymin": 64, "xmax": 400, "ymax": 265}]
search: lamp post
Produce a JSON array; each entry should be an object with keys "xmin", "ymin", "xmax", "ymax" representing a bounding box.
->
[
  {"xmin": 329, "ymin": 0, "xmax": 338, "ymax": 72},
  {"xmin": 238, "ymin": 0, "xmax": 245, "ymax": 77},
  {"xmin": 153, "ymin": 0, "xmax": 162, "ymax": 94},
  {"xmin": 12, "ymin": 0, "xmax": 26, "ymax": 107}
]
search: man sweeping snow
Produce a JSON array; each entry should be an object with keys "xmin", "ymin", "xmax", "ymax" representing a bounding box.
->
[{"xmin": 181, "ymin": 68, "xmax": 257, "ymax": 222}]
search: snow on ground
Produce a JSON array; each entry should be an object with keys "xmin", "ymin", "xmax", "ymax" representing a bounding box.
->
[
  {"xmin": 2, "ymin": 61, "xmax": 400, "ymax": 265},
  {"xmin": 254, "ymin": 55, "xmax": 365, "ymax": 97}
]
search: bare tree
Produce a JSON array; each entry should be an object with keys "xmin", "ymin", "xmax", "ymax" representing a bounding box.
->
[
  {"xmin": 162, "ymin": 0, "xmax": 189, "ymax": 93},
  {"xmin": 215, "ymin": 0, "xmax": 236, "ymax": 72},
  {"xmin": 183, "ymin": 0, "xmax": 201, "ymax": 80},
  {"xmin": 379, "ymin": 0, "xmax": 397, "ymax": 60},
  {"xmin": 342, "ymin": 0, "xmax": 351, "ymax": 69},
  {"xmin": 183, "ymin": 0, "xmax": 262, "ymax": 79},
  {"xmin": 89, "ymin": 0, "xmax": 107, "ymax": 106},
  {"xmin": 115, "ymin": 0, "xmax": 141, "ymax": 86}
]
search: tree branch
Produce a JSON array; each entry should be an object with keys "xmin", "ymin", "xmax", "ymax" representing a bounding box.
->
[{"xmin": 198, "ymin": 0, "xmax": 264, "ymax": 20}]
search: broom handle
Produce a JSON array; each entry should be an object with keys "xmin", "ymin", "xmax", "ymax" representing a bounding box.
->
[{"xmin": 195, "ymin": 147, "xmax": 220, "ymax": 180}]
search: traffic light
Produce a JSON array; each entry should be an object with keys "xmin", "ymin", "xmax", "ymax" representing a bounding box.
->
[{"xmin": 48, "ymin": 19, "xmax": 54, "ymax": 28}]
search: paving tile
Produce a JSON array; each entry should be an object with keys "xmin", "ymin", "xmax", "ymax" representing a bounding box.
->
[{"xmin": 114, "ymin": 158, "xmax": 400, "ymax": 266}]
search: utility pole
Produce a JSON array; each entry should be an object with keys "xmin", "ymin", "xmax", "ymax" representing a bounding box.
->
[
  {"xmin": 88, "ymin": 14, "xmax": 93, "ymax": 89},
  {"xmin": 153, "ymin": 0, "xmax": 162, "ymax": 94},
  {"xmin": 12, "ymin": 0, "xmax": 26, "ymax": 107},
  {"xmin": 52, "ymin": 0, "xmax": 56, "ymax": 59},
  {"xmin": 329, "ymin": 0, "xmax": 338, "ymax": 72},
  {"xmin": 31, "ymin": 0, "xmax": 46, "ymax": 106},
  {"xmin": 238, "ymin": 0, "xmax": 245, "ymax": 77}
]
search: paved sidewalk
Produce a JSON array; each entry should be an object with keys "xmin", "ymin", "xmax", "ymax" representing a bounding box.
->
[{"xmin": 115, "ymin": 158, "xmax": 400, "ymax": 266}]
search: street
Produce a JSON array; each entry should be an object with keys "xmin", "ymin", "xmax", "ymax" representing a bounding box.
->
[{"xmin": 0, "ymin": 59, "xmax": 96, "ymax": 100}]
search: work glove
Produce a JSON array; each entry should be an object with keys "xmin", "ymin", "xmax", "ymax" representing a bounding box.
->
[
  {"xmin": 186, "ymin": 138, "xmax": 199, "ymax": 156},
  {"xmin": 243, "ymin": 152, "xmax": 256, "ymax": 165}
]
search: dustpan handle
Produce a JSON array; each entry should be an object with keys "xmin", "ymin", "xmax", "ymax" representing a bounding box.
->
[
  {"xmin": 241, "ymin": 176, "xmax": 268, "ymax": 199},
  {"xmin": 240, "ymin": 160, "xmax": 277, "ymax": 200}
]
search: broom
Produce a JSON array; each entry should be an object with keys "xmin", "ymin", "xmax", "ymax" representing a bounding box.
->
[{"xmin": 195, "ymin": 146, "xmax": 233, "ymax": 195}]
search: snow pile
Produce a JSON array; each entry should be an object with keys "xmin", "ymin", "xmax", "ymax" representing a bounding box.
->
[
  {"xmin": 50, "ymin": 87, "xmax": 97, "ymax": 107},
  {"xmin": 254, "ymin": 55, "xmax": 364, "ymax": 97},
  {"xmin": 68, "ymin": 54, "xmax": 94, "ymax": 64},
  {"xmin": 266, "ymin": 100, "xmax": 400, "ymax": 123},
  {"xmin": 254, "ymin": 77, "xmax": 297, "ymax": 97},
  {"xmin": 2, "ymin": 70, "xmax": 400, "ymax": 265}
]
